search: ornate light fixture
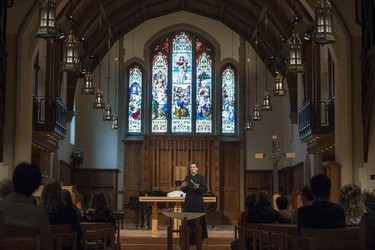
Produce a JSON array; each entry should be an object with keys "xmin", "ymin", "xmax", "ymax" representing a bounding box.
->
[
  {"xmin": 245, "ymin": 114, "xmax": 254, "ymax": 131},
  {"xmin": 93, "ymin": 62, "xmax": 105, "ymax": 109},
  {"xmin": 274, "ymin": 70, "xmax": 286, "ymax": 96},
  {"xmin": 287, "ymin": 31, "xmax": 304, "ymax": 73},
  {"xmin": 62, "ymin": 30, "xmax": 80, "ymax": 72},
  {"xmin": 314, "ymin": 0, "xmax": 335, "ymax": 44},
  {"xmin": 262, "ymin": 11, "xmax": 272, "ymax": 111},
  {"xmin": 82, "ymin": 71, "xmax": 95, "ymax": 94},
  {"xmin": 36, "ymin": 0, "xmax": 57, "ymax": 38},
  {"xmin": 112, "ymin": 44, "xmax": 120, "ymax": 130},
  {"xmin": 103, "ymin": 37, "xmax": 112, "ymax": 121},
  {"xmin": 253, "ymin": 39, "xmax": 262, "ymax": 121},
  {"xmin": 245, "ymin": 51, "xmax": 253, "ymax": 131}
]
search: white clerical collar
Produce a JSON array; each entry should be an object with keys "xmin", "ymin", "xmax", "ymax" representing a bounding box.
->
[{"xmin": 191, "ymin": 173, "xmax": 197, "ymax": 176}]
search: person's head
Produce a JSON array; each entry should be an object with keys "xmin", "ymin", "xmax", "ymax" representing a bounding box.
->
[
  {"xmin": 189, "ymin": 163, "xmax": 198, "ymax": 175},
  {"xmin": 41, "ymin": 179, "xmax": 63, "ymax": 203},
  {"xmin": 12, "ymin": 162, "xmax": 42, "ymax": 197},
  {"xmin": 363, "ymin": 189, "xmax": 375, "ymax": 204},
  {"xmin": 89, "ymin": 191, "xmax": 108, "ymax": 212},
  {"xmin": 339, "ymin": 184, "xmax": 364, "ymax": 218},
  {"xmin": 256, "ymin": 190, "xmax": 271, "ymax": 206},
  {"xmin": 301, "ymin": 185, "xmax": 313, "ymax": 205},
  {"xmin": 0, "ymin": 178, "xmax": 14, "ymax": 198},
  {"xmin": 276, "ymin": 195, "xmax": 289, "ymax": 210},
  {"xmin": 310, "ymin": 174, "xmax": 331, "ymax": 200},
  {"xmin": 245, "ymin": 193, "xmax": 257, "ymax": 210},
  {"xmin": 62, "ymin": 189, "xmax": 74, "ymax": 206}
]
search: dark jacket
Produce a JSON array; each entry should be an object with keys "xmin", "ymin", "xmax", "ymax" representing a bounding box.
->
[{"xmin": 246, "ymin": 204, "xmax": 290, "ymax": 224}]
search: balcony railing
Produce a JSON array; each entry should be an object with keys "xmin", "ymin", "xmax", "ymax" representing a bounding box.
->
[
  {"xmin": 32, "ymin": 94, "xmax": 67, "ymax": 139},
  {"xmin": 298, "ymin": 96, "xmax": 335, "ymax": 140}
]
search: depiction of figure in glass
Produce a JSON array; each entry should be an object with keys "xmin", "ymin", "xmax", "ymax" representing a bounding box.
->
[{"xmin": 176, "ymin": 55, "xmax": 188, "ymax": 84}]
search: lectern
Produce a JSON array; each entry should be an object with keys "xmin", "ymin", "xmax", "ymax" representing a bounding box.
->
[{"xmin": 163, "ymin": 212, "xmax": 206, "ymax": 250}]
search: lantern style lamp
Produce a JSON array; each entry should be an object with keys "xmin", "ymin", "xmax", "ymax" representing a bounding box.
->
[
  {"xmin": 103, "ymin": 103, "xmax": 113, "ymax": 121},
  {"xmin": 274, "ymin": 71, "xmax": 286, "ymax": 96},
  {"xmin": 253, "ymin": 103, "xmax": 262, "ymax": 121},
  {"xmin": 62, "ymin": 30, "xmax": 80, "ymax": 72},
  {"xmin": 244, "ymin": 114, "xmax": 254, "ymax": 131},
  {"xmin": 82, "ymin": 71, "xmax": 95, "ymax": 94},
  {"xmin": 111, "ymin": 114, "xmax": 119, "ymax": 130},
  {"xmin": 93, "ymin": 89, "xmax": 105, "ymax": 109},
  {"xmin": 287, "ymin": 32, "xmax": 304, "ymax": 73},
  {"xmin": 36, "ymin": 0, "xmax": 57, "ymax": 38},
  {"xmin": 315, "ymin": 0, "xmax": 335, "ymax": 44},
  {"xmin": 262, "ymin": 91, "xmax": 272, "ymax": 111}
]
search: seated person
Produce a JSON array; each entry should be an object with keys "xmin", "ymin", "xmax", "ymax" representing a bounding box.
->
[
  {"xmin": 62, "ymin": 189, "xmax": 83, "ymax": 221},
  {"xmin": 0, "ymin": 162, "xmax": 53, "ymax": 250},
  {"xmin": 339, "ymin": 184, "xmax": 365, "ymax": 226},
  {"xmin": 276, "ymin": 195, "xmax": 292, "ymax": 220},
  {"xmin": 39, "ymin": 180, "xmax": 83, "ymax": 249},
  {"xmin": 231, "ymin": 193, "xmax": 257, "ymax": 250},
  {"xmin": 363, "ymin": 188, "xmax": 375, "ymax": 213},
  {"xmin": 0, "ymin": 177, "xmax": 14, "ymax": 199},
  {"xmin": 291, "ymin": 185, "xmax": 313, "ymax": 224},
  {"xmin": 82, "ymin": 191, "xmax": 115, "ymax": 225},
  {"xmin": 298, "ymin": 174, "xmax": 345, "ymax": 228}
]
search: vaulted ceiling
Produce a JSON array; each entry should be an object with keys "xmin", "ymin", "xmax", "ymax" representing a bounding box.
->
[{"xmin": 56, "ymin": 0, "xmax": 315, "ymax": 73}]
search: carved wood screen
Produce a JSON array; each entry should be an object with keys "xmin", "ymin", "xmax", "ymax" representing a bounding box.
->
[{"xmin": 143, "ymin": 135, "xmax": 220, "ymax": 195}]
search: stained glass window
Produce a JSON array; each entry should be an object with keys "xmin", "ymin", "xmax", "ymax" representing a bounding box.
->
[
  {"xmin": 221, "ymin": 65, "xmax": 236, "ymax": 133},
  {"xmin": 128, "ymin": 65, "xmax": 143, "ymax": 133}
]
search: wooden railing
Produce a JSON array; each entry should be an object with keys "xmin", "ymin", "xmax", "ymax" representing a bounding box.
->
[{"xmin": 32, "ymin": 93, "xmax": 67, "ymax": 139}]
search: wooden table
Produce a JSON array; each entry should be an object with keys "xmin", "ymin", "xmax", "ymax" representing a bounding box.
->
[{"xmin": 139, "ymin": 196, "xmax": 216, "ymax": 235}]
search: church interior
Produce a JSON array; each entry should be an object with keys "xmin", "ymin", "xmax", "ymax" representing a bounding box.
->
[{"xmin": 0, "ymin": 0, "xmax": 374, "ymax": 249}]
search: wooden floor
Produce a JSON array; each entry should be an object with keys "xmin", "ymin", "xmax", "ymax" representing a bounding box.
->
[{"xmin": 118, "ymin": 223, "xmax": 234, "ymax": 249}]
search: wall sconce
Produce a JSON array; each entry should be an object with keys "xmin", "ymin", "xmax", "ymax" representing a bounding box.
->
[
  {"xmin": 36, "ymin": 0, "xmax": 57, "ymax": 38},
  {"xmin": 62, "ymin": 30, "xmax": 80, "ymax": 72},
  {"xmin": 287, "ymin": 32, "xmax": 304, "ymax": 73},
  {"xmin": 315, "ymin": 0, "xmax": 335, "ymax": 44},
  {"xmin": 274, "ymin": 71, "xmax": 286, "ymax": 96}
]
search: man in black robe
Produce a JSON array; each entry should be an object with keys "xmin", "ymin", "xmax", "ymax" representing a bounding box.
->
[{"xmin": 181, "ymin": 163, "xmax": 208, "ymax": 244}]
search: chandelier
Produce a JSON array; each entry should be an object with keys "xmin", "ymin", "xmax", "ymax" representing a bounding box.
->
[
  {"xmin": 36, "ymin": 0, "xmax": 57, "ymax": 39},
  {"xmin": 314, "ymin": 0, "xmax": 335, "ymax": 44}
]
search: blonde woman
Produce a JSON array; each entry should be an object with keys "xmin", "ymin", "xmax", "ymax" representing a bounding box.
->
[{"xmin": 339, "ymin": 184, "xmax": 366, "ymax": 226}]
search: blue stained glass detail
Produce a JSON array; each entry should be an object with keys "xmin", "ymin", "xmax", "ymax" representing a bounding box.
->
[
  {"xmin": 222, "ymin": 66, "xmax": 236, "ymax": 134},
  {"xmin": 196, "ymin": 52, "xmax": 212, "ymax": 133},
  {"xmin": 128, "ymin": 65, "xmax": 142, "ymax": 133},
  {"xmin": 151, "ymin": 52, "xmax": 169, "ymax": 133}
]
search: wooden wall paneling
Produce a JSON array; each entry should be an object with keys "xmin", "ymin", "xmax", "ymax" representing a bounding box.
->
[
  {"xmin": 123, "ymin": 142, "xmax": 143, "ymax": 204},
  {"xmin": 323, "ymin": 161, "xmax": 341, "ymax": 203},
  {"xmin": 245, "ymin": 170, "xmax": 273, "ymax": 197},
  {"xmin": 220, "ymin": 142, "xmax": 240, "ymax": 223},
  {"xmin": 59, "ymin": 160, "xmax": 72, "ymax": 185}
]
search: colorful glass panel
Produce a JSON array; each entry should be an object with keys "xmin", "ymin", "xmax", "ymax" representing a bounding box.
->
[
  {"xmin": 151, "ymin": 52, "xmax": 169, "ymax": 133},
  {"xmin": 196, "ymin": 52, "xmax": 212, "ymax": 133},
  {"xmin": 222, "ymin": 66, "xmax": 236, "ymax": 133},
  {"xmin": 128, "ymin": 65, "xmax": 142, "ymax": 133},
  {"xmin": 171, "ymin": 32, "xmax": 192, "ymax": 133}
]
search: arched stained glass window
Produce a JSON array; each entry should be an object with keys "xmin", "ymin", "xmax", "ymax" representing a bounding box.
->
[
  {"xmin": 127, "ymin": 30, "xmax": 237, "ymax": 136},
  {"xmin": 128, "ymin": 64, "xmax": 143, "ymax": 133},
  {"xmin": 221, "ymin": 65, "xmax": 236, "ymax": 134}
]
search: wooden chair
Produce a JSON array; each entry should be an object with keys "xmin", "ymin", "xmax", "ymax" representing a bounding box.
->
[
  {"xmin": 50, "ymin": 224, "xmax": 78, "ymax": 250},
  {"xmin": 295, "ymin": 227, "xmax": 360, "ymax": 250},
  {"xmin": 81, "ymin": 222, "xmax": 115, "ymax": 250},
  {"xmin": 3, "ymin": 224, "xmax": 41, "ymax": 250}
]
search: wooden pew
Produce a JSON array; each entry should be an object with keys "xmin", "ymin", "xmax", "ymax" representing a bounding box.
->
[
  {"xmin": 50, "ymin": 224, "xmax": 78, "ymax": 250},
  {"xmin": 3, "ymin": 224, "xmax": 41, "ymax": 250},
  {"xmin": 81, "ymin": 222, "xmax": 115, "ymax": 250},
  {"xmin": 360, "ymin": 212, "xmax": 375, "ymax": 250},
  {"xmin": 256, "ymin": 223, "xmax": 298, "ymax": 250},
  {"xmin": 295, "ymin": 227, "xmax": 360, "ymax": 250},
  {"xmin": 239, "ymin": 223, "xmax": 259, "ymax": 250}
]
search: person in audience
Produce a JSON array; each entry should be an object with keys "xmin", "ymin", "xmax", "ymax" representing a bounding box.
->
[
  {"xmin": 339, "ymin": 183, "xmax": 366, "ymax": 226},
  {"xmin": 363, "ymin": 188, "xmax": 375, "ymax": 213},
  {"xmin": 82, "ymin": 191, "xmax": 115, "ymax": 225},
  {"xmin": 247, "ymin": 190, "xmax": 290, "ymax": 224},
  {"xmin": 276, "ymin": 195, "xmax": 292, "ymax": 220},
  {"xmin": 291, "ymin": 185, "xmax": 313, "ymax": 224},
  {"xmin": 230, "ymin": 193, "xmax": 257, "ymax": 250},
  {"xmin": 39, "ymin": 179, "xmax": 83, "ymax": 249},
  {"xmin": 0, "ymin": 162, "xmax": 53, "ymax": 250},
  {"xmin": 62, "ymin": 189, "xmax": 83, "ymax": 221},
  {"xmin": 0, "ymin": 177, "xmax": 14, "ymax": 199},
  {"xmin": 297, "ymin": 174, "xmax": 345, "ymax": 228}
]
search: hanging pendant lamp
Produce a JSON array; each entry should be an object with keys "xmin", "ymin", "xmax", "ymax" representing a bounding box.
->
[
  {"xmin": 253, "ymin": 39, "xmax": 262, "ymax": 121},
  {"xmin": 287, "ymin": 31, "xmax": 304, "ymax": 73},
  {"xmin": 315, "ymin": 0, "xmax": 335, "ymax": 44},
  {"xmin": 36, "ymin": 0, "xmax": 57, "ymax": 38},
  {"xmin": 274, "ymin": 71, "xmax": 286, "ymax": 96},
  {"xmin": 103, "ymin": 104, "xmax": 113, "ymax": 121},
  {"xmin": 262, "ymin": 65, "xmax": 272, "ymax": 111},
  {"xmin": 62, "ymin": 30, "xmax": 80, "ymax": 72},
  {"xmin": 244, "ymin": 114, "xmax": 254, "ymax": 131},
  {"xmin": 82, "ymin": 71, "xmax": 95, "ymax": 94}
]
